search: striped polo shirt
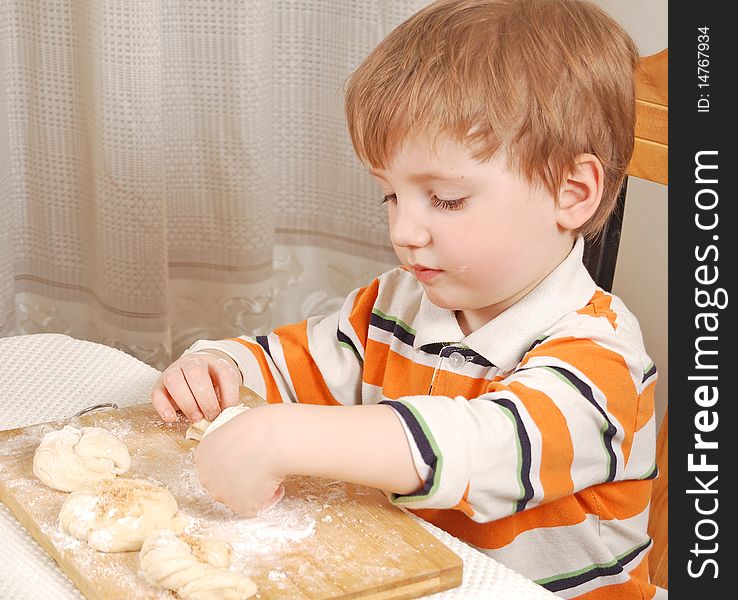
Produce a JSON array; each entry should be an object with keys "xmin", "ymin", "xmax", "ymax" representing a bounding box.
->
[{"xmin": 189, "ymin": 237, "xmax": 658, "ymax": 599}]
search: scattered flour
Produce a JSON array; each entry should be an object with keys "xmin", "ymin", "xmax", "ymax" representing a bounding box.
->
[{"xmin": 1, "ymin": 410, "xmax": 412, "ymax": 597}]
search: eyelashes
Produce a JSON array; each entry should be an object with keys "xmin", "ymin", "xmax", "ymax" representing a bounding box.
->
[{"xmin": 381, "ymin": 194, "xmax": 465, "ymax": 211}]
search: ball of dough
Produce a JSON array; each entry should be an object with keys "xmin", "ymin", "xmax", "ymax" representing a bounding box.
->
[
  {"xmin": 33, "ymin": 425, "xmax": 131, "ymax": 492},
  {"xmin": 140, "ymin": 529, "xmax": 257, "ymax": 599},
  {"xmin": 185, "ymin": 405, "xmax": 250, "ymax": 442},
  {"xmin": 59, "ymin": 478, "xmax": 187, "ymax": 552},
  {"xmin": 201, "ymin": 405, "xmax": 250, "ymax": 440},
  {"xmin": 185, "ymin": 418, "xmax": 210, "ymax": 442}
]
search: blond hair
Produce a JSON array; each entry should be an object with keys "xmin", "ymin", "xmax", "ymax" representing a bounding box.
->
[{"xmin": 344, "ymin": 0, "xmax": 639, "ymax": 238}]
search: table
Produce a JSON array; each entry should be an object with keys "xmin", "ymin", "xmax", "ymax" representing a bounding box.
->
[{"xmin": 0, "ymin": 333, "xmax": 558, "ymax": 600}]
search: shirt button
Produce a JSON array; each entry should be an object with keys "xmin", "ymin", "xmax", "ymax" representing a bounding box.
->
[{"xmin": 448, "ymin": 351, "xmax": 466, "ymax": 370}]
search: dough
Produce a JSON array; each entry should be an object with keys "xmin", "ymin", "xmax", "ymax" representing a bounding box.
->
[
  {"xmin": 185, "ymin": 405, "xmax": 250, "ymax": 442},
  {"xmin": 185, "ymin": 418, "xmax": 210, "ymax": 441},
  {"xmin": 184, "ymin": 403, "xmax": 283, "ymax": 513},
  {"xmin": 140, "ymin": 529, "xmax": 257, "ymax": 600},
  {"xmin": 33, "ymin": 425, "xmax": 131, "ymax": 492},
  {"xmin": 59, "ymin": 478, "xmax": 188, "ymax": 552}
]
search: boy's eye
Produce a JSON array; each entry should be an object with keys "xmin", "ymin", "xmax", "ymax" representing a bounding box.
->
[
  {"xmin": 431, "ymin": 195, "xmax": 465, "ymax": 211},
  {"xmin": 381, "ymin": 193, "xmax": 465, "ymax": 210}
]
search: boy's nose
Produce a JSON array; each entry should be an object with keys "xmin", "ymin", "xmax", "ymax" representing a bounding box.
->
[{"xmin": 388, "ymin": 201, "xmax": 431, "ymax": 249}]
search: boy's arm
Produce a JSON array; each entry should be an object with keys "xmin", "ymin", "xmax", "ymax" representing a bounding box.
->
[
  {"xmin": 194, "ymin": 402, "xmax": 423, "ymax": 516},
  {"xmin": 272, "ymin": 404, "xmax": 424, "ymax": 493},
  {"xmin": 187, "ymin": 279, "xmax": 381, "ymax": 408},
  {"xmin": 380, "ymin": 332, "xmax": 658, "ymax": 523}
]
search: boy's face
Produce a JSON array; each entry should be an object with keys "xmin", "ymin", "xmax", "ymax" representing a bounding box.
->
[{"xmin": 370, "ymin": 134, "xmax": 576, "ymax": 332}]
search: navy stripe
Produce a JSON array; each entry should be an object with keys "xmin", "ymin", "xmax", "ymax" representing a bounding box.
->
[
  {"xmin": 525, "ymin": 336, "xmax": 548, "ymax": 354},
  {"xmin": 336, "ymin": 328, "xmax": 361, "ymax": 358},
  {"xmin": 542, "ymin": 539, "xmax": 652, "ymax": 593},
  {"xmin": 420, "ymin": 343, "xmax": 495, "ymax": 367},
  {"xmin": 380, "ymin": 400, "xmax": 437, "ymax": 497},
  {"xmin": 486, "ymin": 397, "xmax": 534, "ymax": 512},
  {"xmin": 418, "ymin": 342, "xmax": 446, "ymax": 356},
  {"xmin": 255, "ymin": 335, "xmax": 271, "ymax": 358},
  {"xmin": 545, "ymin": 365, "xmax": 619, "ymax": 482},
  {"xmin": 468, "ymin": 354, "xmax": 495, "ymax": 367},
  {"xmin": 642, "ymin": 363, "xmax": 657, "ymax": 383},
  {"xmin": 370, "ymin": 312, "xmax": 416, "ymax": 347},
  {"xmin": 439, "ymin": 346, "xmax": 494, "ymax": 367},
  {"xmin": 643, "ymin": 464, "xmax": 659, "ymax": 480},
  {"xmin": 451, "ymin": 349, "xmax": 494, "ymax": 368}
]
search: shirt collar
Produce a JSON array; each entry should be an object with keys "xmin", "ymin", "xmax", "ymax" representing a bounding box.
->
[{"xmin": 412, "ymin": 237, "xmax": 597, "ymax": 372}]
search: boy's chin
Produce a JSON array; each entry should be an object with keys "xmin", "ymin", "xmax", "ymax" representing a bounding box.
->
[
  {"xmin": 423, "ymin": 287, "xmax": 495, "ymax": 314},
  {"xmin": 422, "ymin": 288, "xmax": 463, "ymax": 311}
]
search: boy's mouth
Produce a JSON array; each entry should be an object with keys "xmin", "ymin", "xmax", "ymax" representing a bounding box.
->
[{"xmin": 409, "ymin": 263, "xmax": 444, "ymax": 282}]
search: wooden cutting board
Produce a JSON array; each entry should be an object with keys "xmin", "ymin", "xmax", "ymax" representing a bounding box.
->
[{"xmin": 0, "ymin": 389, "xmax": 462, "ymax": 600}]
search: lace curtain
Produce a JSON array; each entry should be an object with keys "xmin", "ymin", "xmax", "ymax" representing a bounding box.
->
[{"xmin": 0, "ymin": 0, "xmax": 431, "ymax": 369}]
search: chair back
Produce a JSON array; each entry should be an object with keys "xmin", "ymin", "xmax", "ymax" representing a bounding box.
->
[{"xmin": 583, "ymin": 48, "xmax": 668, "ymax": 589}]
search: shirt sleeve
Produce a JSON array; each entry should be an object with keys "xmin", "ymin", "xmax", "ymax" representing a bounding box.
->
[
  {"xmin": 187, "ymin": 278, "xmax": 381, "ymax": 406},
  {"xmin": 381, "ymin": 332, "xmax": 658, "ymax": 523}
]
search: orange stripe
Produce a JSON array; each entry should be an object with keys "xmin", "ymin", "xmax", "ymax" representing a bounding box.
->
[
  {"xmin": 432, "ymin": 368, "xmax": 492, "ymax": 398},
  {"xmin": 577, "ymin": 289, "xmax": 618, "ymax": 330},
  {"xmin": 348, "ymin": 279, "xmax": 379, "ymax": 352},
  {"xmin": 576, "ymin": 479, "xmax": 652, "ymax": 522},
  {"xmin": 363, "ymin": 339, "xmax": 491, "ymax": 398},
  {"xmin": 413, "ymin": 477, "xmax": 651, "ymax": 550},
  {"xmin": 363, "ymin": 338, "xmax": 391, "ymax": 388},
  {"xmin": 272, "ymin": 321, "xmax": 342, "ymax": 406},
  {"xmin": 629, "ymin": 552, "xmax": 657, "ymax": 599},
  {"xmin": 506, "ymin": 380, "xmax": 574, "ymax": 503},
  {"xmin": 413, "ymin": 494, "xmax": 588, "ymax": 549},
  {"xmin": 363, "ymin": 341, "xmax": 436, "ymax": 397},
  {"xmin": 636, "ymin": 380, "xmax": 656, "ymax": 432},
  {"xmin": 228, "ymin": 338, "xmax": 284, "ymax": 405},
  {"xmin": 521, "ymin": 336, "xmax": 643, "ymax": 466}
]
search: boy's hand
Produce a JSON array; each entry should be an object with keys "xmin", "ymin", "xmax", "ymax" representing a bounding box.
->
[
  {"xmin": 151, "ymin": 350, "xmax": 242, "ymax": 423},
  {"xmin": 194, "ymin": 406, "xmax": 285, "ymax": 517}
]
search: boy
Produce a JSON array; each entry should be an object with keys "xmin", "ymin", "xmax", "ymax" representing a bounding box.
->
[{"xmin": 151, "ymin": 1, "xmax": 658, "ymax": 597}]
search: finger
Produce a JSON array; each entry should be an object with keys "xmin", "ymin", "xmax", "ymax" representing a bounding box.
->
[
  {"xmin": 162, "ymin": 366, "xmax": 203, "ymax": 422},
  {"xmin": 210, "ymin": 358, "xmax": 242, "ymax": 409},
  {"xmin": 257, "ymin": 483, "xmax": 286, "ymax": 515},
  {"xmin": 240, "ymin": 483, "xmax": 285, "ymax": 518},
  {"xmin": 181, "ymin": 358, "xmax": 221, "ymax": 421},
  {"xmin": 151, "ymin": 383, "xmax": 178, "ymax": 422}
]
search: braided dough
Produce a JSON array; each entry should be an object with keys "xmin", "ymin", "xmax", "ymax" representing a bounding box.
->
[
  {"xmin": 59, "ymin": 478, "xmax": 187, "ymax": 552},
  {"xmin": 33, "ymin": 425, "xmax": 131, "ymax": 492},
  {"xmin": 140, "ymin": 529, "xmax": 257, "ymax": 599}
]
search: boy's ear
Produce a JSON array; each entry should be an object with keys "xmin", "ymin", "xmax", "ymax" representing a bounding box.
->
[{"xmin": 556, "ymin": 154, "xmax": 604, "ymax": 231}]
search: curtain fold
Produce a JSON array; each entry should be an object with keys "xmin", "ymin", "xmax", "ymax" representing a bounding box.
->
[{"xmin": 0, "ymin": 0, "xmax": 429, "ymax": 369}]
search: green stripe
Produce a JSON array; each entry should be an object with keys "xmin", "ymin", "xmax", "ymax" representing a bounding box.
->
[
  {"xmin": 338, "ymin": 340, "xmax": 361, "ymax": 360},
  {"xmin": 372, "ymin": 308, "xmax": 416, "ymax": 336},
  {"xmin": 535, "ymin": 541, "xmax": 647, "ymax": 586},
  {"xmin": 639, "ymin": 462, "xmax": 657, "ymax": 479},
  {"xmin": 388, "ymin": 401, "xmax": 443, "ymax": 505},
  {"xmin": 543, "ymin": 365, "xmax": 578, "ymax": 391},
  {"xmin": 498, "ymin": 404, "xmax": 525, "ymax": 513},
  {"xmin": 598, "ymin": 420, "xmax": 612, "ymax": 480}
]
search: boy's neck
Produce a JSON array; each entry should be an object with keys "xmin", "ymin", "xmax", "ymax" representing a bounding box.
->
[
  {"xmin": 454, "ymin": 237, "xmax": 578, "ymax": 336},
  {"xmin": 453, "ymin": 274, "xmax": 545, "ymax": 336},
  {"xmin": 455, "ymin": 311, "xmax": 475, "ymax": 337}
]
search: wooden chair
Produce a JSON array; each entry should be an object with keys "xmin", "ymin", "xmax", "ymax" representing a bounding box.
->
[{"xmin": 582, "ymin": 48, "xmax": 668, "ymax": 590}]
